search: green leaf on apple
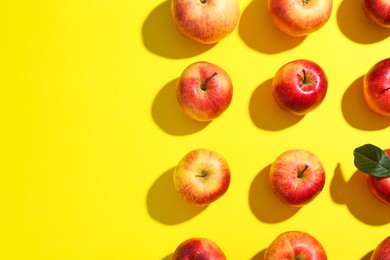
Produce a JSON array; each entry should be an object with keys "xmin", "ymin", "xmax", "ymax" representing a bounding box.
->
[{"xmin": 353, "ymin": 144, "xmax": 390, "ymax": 177}]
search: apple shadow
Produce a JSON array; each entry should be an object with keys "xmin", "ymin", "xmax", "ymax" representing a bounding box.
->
[
  {"xmin": 238, "ymin": 0, "xmax": 306, "ymax": 54},
  {"xmin": 161, "ymin": 253, "xmax": 173, "ymax": 260},
  {"xmin": 337, "ymin": 0, "xmax": 390, "ymax": 43},
  {"xmin": 250, "ymin": 248, "xmax": 266, "ymax": 260},
  {"xmin": 146, "ymin": 167, "xmax": 208, "ymax": 225},
  {"xmin": 249, "ymin": 78, "xmax": 304, "ymax": 130},
  {"xmin": 142, "ymin": 0, "xmax": 215, "ymax": 59},
  {"xmin": 341, "ymin": 76, "xmax": 390, "ymax": 130},
  {"xmin": 249, "ymin": 165, "xmax": 301, "ymax": 223},
  {"xmin": 360, "ymin": 251, "xmax": 374, "ymax": 260},
  {"xmin": 330, "ymin": 164, "xmax": 390, "ymax": 226},
  {"xmin": 152, "ymin": 79, "xmax": 210, "ymax": 135}
]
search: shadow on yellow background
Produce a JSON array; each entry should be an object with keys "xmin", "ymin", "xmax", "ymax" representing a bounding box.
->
[
  {"xmin": 147, "ymin": 167, "xmax": 208, "ymax": 225},
  {"xmin": 331, "ymin": 164, "xmax": 390, "ymax": 226},
  {"xmin": 152, "ymin": 79, "xmax": 210, "ymax": 135},
  {"xmin": 342, "ymin": 76, "xmax": 390, "ymax": 130},
  {"xmin": 142, "ymin": 0, "xmax": 215, "ymax": 58},
  {"xmin": 238, "ymin": 0, "xmax": 306, "ymax": 53},
  {"xmin": 337, "ymin": 0, "xmax": 390, "ymax": 43},
  {"xmin": 250, "ymin": 248, "xmax": 266, "ymax": 260},
  {"xmin": 249, "ymin": 164, "xmax": 301, "ymax": 223},
  {"xmin": 249, "ymin": 78, "xmax": 304, "ymax": 130}
]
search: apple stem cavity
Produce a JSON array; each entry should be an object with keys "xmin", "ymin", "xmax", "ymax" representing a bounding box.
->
[
  {"xmin": 380, "ymin": 87, "xmax": 390, "ymax": 93},
  {"xmin": 200, "ymin": 0, "xmax": 207, "ymax": 3},
  {"xmin": 302, "ymin": 0, "xmax": 310, "ymax": 5},
  {"xmin": 201, "ymin": 72, "xmax": 218, "ymax": 91},
  {"xmin": 297, "ymin": 164, "xmax": 309, "ymax": 178},
  {"xmin": 197, "ymin": 169, "xmax": 207, "ymax": 178}
]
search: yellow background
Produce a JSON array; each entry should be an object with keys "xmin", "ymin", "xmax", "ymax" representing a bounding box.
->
[{"xmin": 1, "ymin": 0, "xmax": 390, "ymax": 259}]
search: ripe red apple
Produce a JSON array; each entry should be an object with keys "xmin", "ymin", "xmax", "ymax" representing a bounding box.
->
[
  {"xmin": 176, "ymin": 61, "xmax": 233, "ymax": 122},
  {"xmin": 371, "ymin": 236, "xmax": 390, "ymax": 260},
  {"xmin": 173, "ymin": 149, "xmax": 231, "ymax": 206},
  {"xmin": 366, "ymin": 149, "xmax": 390, "ymax": 205},
  {"xmin": 264, "ymin": 231, "xmax": 327, "ymax": 260},
  {"xmin": 363, "ymin": 58, "xmax": 390, "ymax": 116},
  {"xmin": 361, "ymin": 0, "xmax": 390, "ymax": 27},
  {"xmin": 268, "ymin": 0, "xmax": 333, "ymax": 37},
  {"xmin": 171, "ymin": 0, "xmax": 240, "ymax": 44},
  {"xmin": 269, "ymin": 149, "xmax": 326, "ymax": 207},
  {"xmin": 272, "ymin": 59, "xmax": 328, "ymax": 115},
  {"xmin": 172, "ymin": 237, "xmax": 226, "ymax": 260}
]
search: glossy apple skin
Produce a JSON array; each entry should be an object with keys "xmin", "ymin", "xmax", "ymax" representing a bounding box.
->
[
  {"xmin": 264, "ymin": 231, "xmax": 327, "ymax": 260},
  {"xmin": 269, "ymin": 149, "xmax": 326, "ymax": 207},
  {"xmin": 272, "ymin": 59, "xmax": 328, "ymax": 115},
  {"xmin": 371, "ymin": 236, "xmax": 390, "ymax": 260},
  {"xmin": 176, "ymin": 61, "xmax": 233, "ymax": 122},
  {"xmin": 363, "ymin": 58, "xmax": 390, "ymax": 116},
  {"xmin": 362, "ymin": 0, "xmax": 390, "ymax": 27},
  {"xmin": 172, "ymin": 238, "xmax": 226, "ymax": 260},
  {"xmin": 171, "ymin": 0, "xmax": 240, "ymax": 44},
  {"xmin": 174, "ymin": 149, "xmax": 231, "ymax": 206},
  {"xmin": 366, "ymin": 149, "xmax": 390, "ymax": 205},
  {"xmin": 268, "ymin": 0, "xmax": 333, "ymax": 37}
]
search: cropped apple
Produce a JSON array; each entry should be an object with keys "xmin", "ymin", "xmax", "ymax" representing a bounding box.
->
[
  {"xmin": 371, "ymin": 236, "xmax": 390, "ymax": 260},
  {"xmin": 363, "ymin": 58, "xmax": 390, "ymax": 116},
  {"xmin": 264, "ymin": 231, "xmax": 327, "ymax": 260},
  {"xmin": 171, "ymin": 0, "xmax": 240, "ymax": 44},
  {"xmin": 268, "ymin": 0, "xmax": 333, "ymax": 37},
  {"xmin": 272, "ymin": 59, "xmax": 328, "ymax": 115},
  {"xmin": 353, "ymin": 144, "xmax": 390, "ymax": 206},
  {"xmin": 269, "ymin": 149, "xmax": 326, "ymax": 207},
  {"xmin": 361, "ymin": 0, "xmax": 390, "ymax": 27},
  {"xmin": 172, "ymin": 237, "xmax": 226, "ymax": 260},
  {"xmin": 173, "ymin": 149, "xmax": 231, "ymax": 206},
  {"xmin": 176, "ymin": 61, "xmax": 233, "ymax": 122}
]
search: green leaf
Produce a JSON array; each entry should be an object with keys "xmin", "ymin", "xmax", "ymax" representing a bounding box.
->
[{"xmin": 353, "ymin": 144, "xmax": 390, "ymax": 177}]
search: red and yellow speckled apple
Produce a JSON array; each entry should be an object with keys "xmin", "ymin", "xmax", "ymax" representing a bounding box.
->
[
  {"xmin": 176, "ymin": 61, "xmax": 233, "ymax": 122},
  {"xmin": 172, "ymin": 238, "xmax": 226, "ymax": 260},
  {"xmin": 269, "ymin": 149, "xmax": 326, "ymax": 207},
  {"xmin": 272, "ymin": 59, "xmax": 328, "ymax": 115},
  {"xmin": 268, "ymin": 0, "xmax": 333, "ymax": 37},
  {"xmin": 362, "ymin": 0, "xmax": 390, "ymax": 27},
  {"xmin": 264, "ymin": 231, "xmax": 327, "ymax": 260},
  {"xmin": 371, "ymin": 236, "xmax": 390, "ymax": 260},
  {"xmin": 171, "ymin": 0, "xmax": 240, "ymax": 44},
  {"xmin": 173, "ymin": 149, "xmax": 231, "ymax": 206},
  {"xmin": 363, "ymin": 58, "xmax": 390, "ymax": 116}
]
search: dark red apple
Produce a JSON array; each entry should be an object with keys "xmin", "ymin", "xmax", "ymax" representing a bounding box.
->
[
  {"xmin": 371, "ymin": 236, "xmax": 390, "ymax": 260},
  {"xmin": 172, "ymin": 237, "xmax": 226, "ymax": 260},
  {"xmin": 361, "ymin": 0, "xmax": 390, "ymax": 27}
]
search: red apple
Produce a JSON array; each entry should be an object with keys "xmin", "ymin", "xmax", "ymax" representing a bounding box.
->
[
  {"xmin": 366, "ymin": 149, "xmax": 390, "ymax": 205},
  {"xmin": 176, "ymin": 61, "xmax": 233, "ymax": 122},
  {"xmin": 363, "ymin": 58, "xmax": 390, "ymax": 116},
  {"xmin": 371, "ymin": 236, "xmax": 390, "ymax": 260},
  {"xmin": 173, "ymin": 149, "xmax": 231, "ymax": 206},
  {"xmin": 171, "ymin": 0, "xmax": 240, "ymax": 44},
  {"xmin": 272, "ymin": 59, "xmax": 328, "ymax": 115},
  {"xmin": 268, "ymin": 0, "xmax": 333, "ymax": 37},
  {"xmin": 361, "ymin": 0, "xmax": 390, "ymax": 27},
  {"xmin": 172, "ymin": 237, "xmax": 226, "ymax": 260},
  {"xmin": 269, "ymin": 149, "xmax": 326, "ymax": 207},
  {"xmin": 264, "ymin": 231, "xmax": 327, "ymax": 260}
]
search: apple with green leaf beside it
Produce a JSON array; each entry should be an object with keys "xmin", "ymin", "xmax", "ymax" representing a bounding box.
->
[
  {"xmin": 264, "ymin": 231, "xmax": 327, "ymax": 260},
  {"xmin": 174, "ymin": 149, "xmax": 231, "ymax": 206},
  {"xmin": 272, "ymin": 59, "xmax": 328, "ymax": 115},
  {"xmin": 268, "ymin": 0, "xmax": 333, "ymax": 37},
  {"xmin": 371, "ymin": 236, "xmax": 390, "ymax": 260},
  {"xmin": 363, "ymin": 58, "xmax": 390, "ymax": 116},
  {"xmin": 172, "ymin": 237, "xmax": 226, "ymax": 260},
  {"xmin": 171, "ymin": 0, "xmax": 240, "ymax": 44},
  {"xmin": 176, "ymin": 61, "xmax": 233, "ymax": 122},
  {"xmin": 353, "ymin": 144, "xmax": 390, "ymax": 205}
]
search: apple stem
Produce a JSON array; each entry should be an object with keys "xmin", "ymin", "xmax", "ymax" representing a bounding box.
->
[
  {"xmin": 197, "ymin": 169, "xmax": 207, "ymax": 178},
  {"xmin": 297, "ymin": 164, "xmax": 309, "ymax": 178},
  {"xmin": 301, "ymin": 68, "xmax": 307, "ymax": 84},
  {"xmin": 201, "ymin": 72, "xmax": 218, "ymax": 91}
]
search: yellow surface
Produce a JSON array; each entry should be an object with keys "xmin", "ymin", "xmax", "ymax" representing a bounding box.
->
[{"xmin": 1, "ymin": 0, "xmax": 390, "ymax": 259}]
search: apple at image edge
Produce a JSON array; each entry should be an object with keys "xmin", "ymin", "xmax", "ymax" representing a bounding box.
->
[
  {"xmin": 172, "ymin": 238, "xmax": 227, "ymax": 260},
  {"xmin": 176, "ymin": 61, "xmax": 233, "ymax": 122},
  {"xmin": 173, "ymin": 149, "xmax": 231, "ymax": 206},
  {"xmin": 361, "ymin": 0, "xmax": 390, "ymax": 28},
  {"xmin": 171, "ymin": 0, "xmax": 240, "ymax": 44},
  {"xmin": 269, "ymin": 149, "xmax": 326, "ymax": 207},
  {"xmin": 371, "ymin": 236, "xmax": 390, "ymax": 260}
]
